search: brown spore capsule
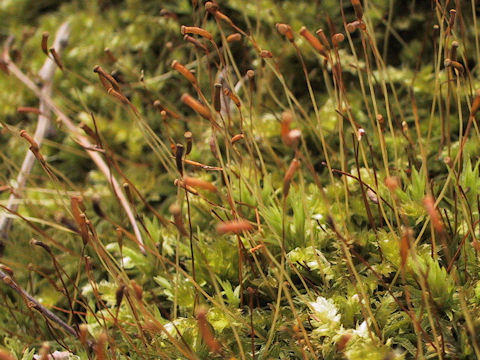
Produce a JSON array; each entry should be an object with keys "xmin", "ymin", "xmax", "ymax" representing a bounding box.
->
[
  {"xmin": 174, "ymin": 179, "xmax": 199, "ymax": 195},
  {"xmin": 231, "ymin": 133, "xmax": 244, "ymax": 145},
  {"xmin": 130, "ymin": 279, "xmax": 143, "ymax": 300},
  {"xmin": 213, "ymin": 83, "xmax": 222, "ymax": 112},
  {"xmin": 275, "ymin": 23, "xmax": 294, "ymax": 41},
  {"xmin": 184, "ymin": 35, "xmax": 208, "ymax": 52},
  {"xmin": 316, "ymin": 29, "xmax": 331, "ymax": 49},
  {"xmin": 17, "ymin": 107, "xmax": 42, "ymax": 115},
  {"xmin": 107, "ymin": 87, "xmax": 129, "ymax": 104},
  {"xmin": 0, "ymin": 264, "xmax": 14, "ymax": 277},
  {"xmin": 171, "ymin": 60, "xmax": 197, "ymax": 84},
  {"xmin": 346, "ymin": 20, "xmax": 364, "ymax": 33},
  {"xmin": 181, "ymin": 26, "xmax": 213, "ymax": 41},
  {"xmin": 281, "ymin": 111, "xmax": 293, "ymax": 145},
  {"xmin": 260, "ymin": 50, "xmax": 273, "ymax": 58},
  {"xmin": 175, "ymin": 143, "xmax": 184, "ymax": 176},
  {"xmin": 423, "ymin": 195, "xmax": 444, "ymax": 233},
  {"xmin": 41, "ymin": 32, "xmax": 49, "ymax": 56},
  {"xmin": 332, "ymin": 33, "xmax": 345, "ymax": 47},
  {"xmin": 183, "ymin": 176, "xmax": 217, "ymax": 192},
  {"xmin": 450, "ymin": 41, "xmax": 459, "ymax": 61},
  {"xmin": 351, "ymin": 0, "xmax": 363, "ymax": 20},
  {"xmin": 181, "ymin": 93, "xmax": 211, "ymax": 120},
  {"xmin": 470, "ymin": 89, "xmax": 480, "ymax": 117},
  {"xmin": 184, "ymin": 131, "xmax": 193, "ymax": 154},
  {"xmin": 223, "ymin": 87, "xmax": 241, "ymax": 108},
  {"xmin": 104, "ymin": 48, "xmax": 117, "ymax": 63},
  {"xmin": 204, "ymin": 1, "xmax": 219, "ymax": 13},
  {"xmin": 115, "ymin": 284, "xmax": 126, "ymax": 307},
  {"xmin": 19, "ymin": 130, "xmax": 39, "ymax": 151},
  {"xmin": 93, "ymin": 65, "xmax": 121, "ymax": 91},
  {"xmin": 226, "ymin": 33, "xmax": 242, "ymax": 42},
  {"xmin": 195, "ymin": 306, "xmax": 222, "ymax": 354},
  {"xmin": 169, "ymin": 203, "xmax": 188, "ymax": 236},
  {"xmin": 299, "ymin": 27, "xmax": 327, "ymax": 57},
  {"xmin": 283, "ymin": 158, "xmax": 300, "ymax": 197},
  {"xmin": 448, "ymin": 9, "xmax": 456, "ymax": 30},
  {"xmin": 79, "ymin": 324, "xmax": 89, "ymax": 347},
  {"xmin": 216, "ymin": 219, "xmax": 253, "ymax": 234},
  {"xmin": 49, "ymin": 47, "xmax": 64, "ymax": 70}
]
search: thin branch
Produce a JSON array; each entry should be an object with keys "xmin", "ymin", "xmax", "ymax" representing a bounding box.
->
[{"xmin": 0, "ymin": 268, "xmax": 78, "ymax": 338}]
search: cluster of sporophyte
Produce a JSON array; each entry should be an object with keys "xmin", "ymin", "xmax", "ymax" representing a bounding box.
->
[{"xmin": 1, "ymin": 0, "xmax": 480, "ymax": 359}]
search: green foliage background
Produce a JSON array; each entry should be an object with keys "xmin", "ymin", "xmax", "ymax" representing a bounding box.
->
[{"xmin": 1, "ymin": 0, "xmax": 480, "ymax": 359}]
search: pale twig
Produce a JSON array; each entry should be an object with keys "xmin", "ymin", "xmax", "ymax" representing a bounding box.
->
[
  {"xmin": 0, "ymin": 22, "xmax": 70, "ymax": 246},
  {"xmin": 0, "ymin": 24, "xmax": 145, "ymax": 254}
]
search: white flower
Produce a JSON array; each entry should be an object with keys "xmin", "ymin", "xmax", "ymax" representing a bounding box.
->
[
  {"xmin": 352, "ymin": 321, "xmax": 369, "ymax": 338},
  {"xmin": 163, "ymin": 321, "xmax": 175, "ymax": 335},
  {"xmin": 312, "ymin": 213, "xmax": 324, "ymax": 221},
  {"xmin": 160, "ymin": 318, "xmax": 186, "ymax": 338},
  {"xmin": 309, "ymin": 296, "xmax": 341, "ymax": 325},
  {"xmin": 309, "ymin": 296, "xmax": 341, "ymax": 336},
  {"xmin": 350, "ymin": 293, "xmax": 366, "ymax": 305}
]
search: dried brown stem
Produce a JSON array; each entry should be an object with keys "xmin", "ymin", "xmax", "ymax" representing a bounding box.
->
[{"xmin": 0, "ymin": 268, "xmax": 78, "ymax": 338}]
